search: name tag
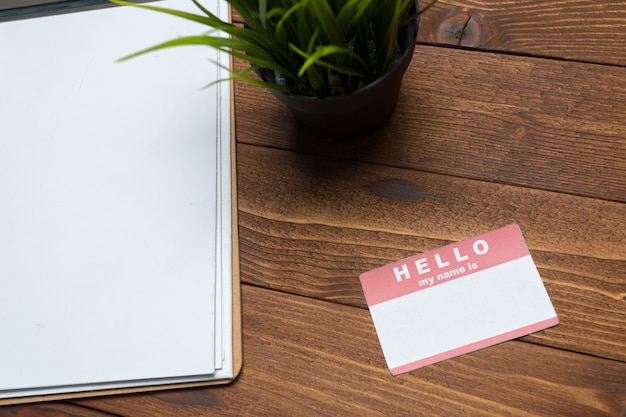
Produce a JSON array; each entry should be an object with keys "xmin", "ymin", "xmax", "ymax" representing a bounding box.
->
[{"xmin": 359, "ymin": 224, "xmax": 558, "ymax": 375}]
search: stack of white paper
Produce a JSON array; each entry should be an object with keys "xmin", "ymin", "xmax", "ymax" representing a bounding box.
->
[{"xmin": 0, "ymin": 0, "xmax": 235, "ymax": 401}]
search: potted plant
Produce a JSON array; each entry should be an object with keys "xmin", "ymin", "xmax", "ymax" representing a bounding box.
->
[{"xmin": 112, "ymin": 0, "xmax": 437, "ymax": 140}]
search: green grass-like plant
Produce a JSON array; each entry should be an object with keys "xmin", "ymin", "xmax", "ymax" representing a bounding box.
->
[{"xmin": 111, "ymin": 0, "xmax": 437, "ymax": 97}]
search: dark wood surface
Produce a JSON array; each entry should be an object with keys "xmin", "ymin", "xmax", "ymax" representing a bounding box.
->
[{"xmin": 2, "ymin": 0, "xmax": 625, "ymax": 415}]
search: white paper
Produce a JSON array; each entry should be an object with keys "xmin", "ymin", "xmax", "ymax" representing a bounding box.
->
[{"xmin": 0, "ymin": 0, "xmax": 232, "ymax": 397}]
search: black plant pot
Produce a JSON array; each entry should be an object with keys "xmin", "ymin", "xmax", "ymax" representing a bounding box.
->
[{"xmin": 256, "ymin": 5, "xmax": 419, "ymax": 141}]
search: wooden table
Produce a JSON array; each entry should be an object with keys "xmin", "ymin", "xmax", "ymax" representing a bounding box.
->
[{"xmin": 3, "ymin": 0, "xmax": 625, "ymax": 415}]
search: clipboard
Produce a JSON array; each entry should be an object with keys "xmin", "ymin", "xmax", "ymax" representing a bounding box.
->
[{"xmin": 0, "ymin": 0, "xmax": 241, "ymax": 404}]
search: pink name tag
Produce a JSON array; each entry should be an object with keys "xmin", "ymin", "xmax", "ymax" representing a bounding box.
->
[{"xmin": 359, "ymin": 224, "xmax": 558, "ymax": 375}]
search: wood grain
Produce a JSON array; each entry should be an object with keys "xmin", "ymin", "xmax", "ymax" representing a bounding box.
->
[
  {"xmin": 71, "ymin": 285, "xmax": 626, "ymax": 417},
  {"xmin": 0, "ymin": 402, "xmax": 115, "ymax": 417},
  {"xmin": 234, "ymin": 45, "xmax": 626, "ymax": 202},
  {"xmin": 417, "ymin": 0, "xmax": 626, "ymax": 66},
  {"xmin": 232, "ymin": 1, "xmax": 626, "ymax": 66},
  {"xmin": 235, "ymin": 143, "xmax": 626, "ymax": 362},
  {"xmin": 1, "ymin": 3, "xmax": 624, "ymax": 415}
]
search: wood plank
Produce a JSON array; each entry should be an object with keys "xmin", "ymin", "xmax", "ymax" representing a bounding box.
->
[
  {"xmin": 235, "ymin": 144, "xmax": 626, "ymax": 362},
  {"xmin": 0, "ymin": 402, "xmax": 117, "ymax": 416},
  {"xmin": 417, "ymin": 0, "xmax": 626, "ymax": 66},
  {"xmin": 232, "ymin": 1, "xmax": 626, "ymax": 66},
  {"xmin": 234, "ymin": 45, "xmax": 626, "ymax": 202},
  {"xmin": 72, "ymin": 285, "xmax": 626, "ymax": 417}
]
